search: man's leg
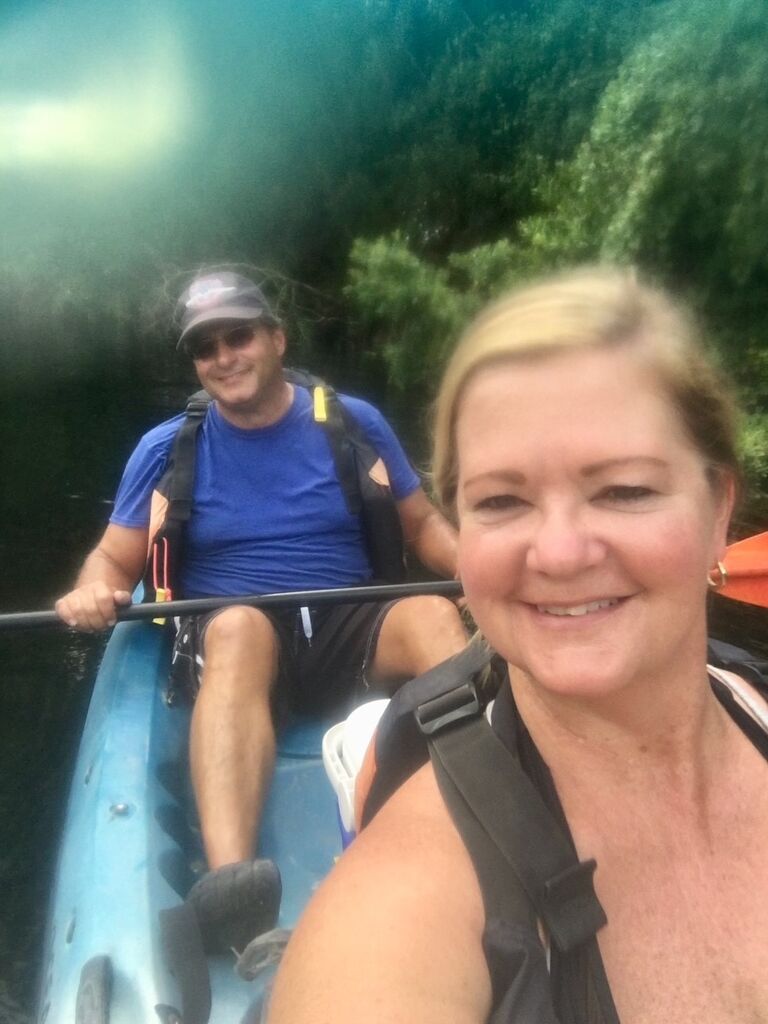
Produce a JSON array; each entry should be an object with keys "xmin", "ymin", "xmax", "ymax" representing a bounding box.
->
[
  {"xmin": 370, "ymin": 595, "xmax": 467, "ymax": 683},
  {"xmin": 189, "ymin": 605, "xmax": 279, "ymax": 870}
]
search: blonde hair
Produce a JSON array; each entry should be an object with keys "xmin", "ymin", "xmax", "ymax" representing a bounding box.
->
[{"xmin": 433, "ymin": 266, "xmax": 740, "ymax": 515}]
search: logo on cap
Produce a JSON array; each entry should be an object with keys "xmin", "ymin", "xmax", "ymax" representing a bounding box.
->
[{"xmin": 186, "ymin": 277, "xmax": 237, "ymax": 311}]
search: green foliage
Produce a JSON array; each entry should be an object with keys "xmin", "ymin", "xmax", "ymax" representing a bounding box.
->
[
  {"xmin": 362, "ymin": 0, "xmax": 654, "ymax": 254},
  {"xmin": 739, "ymin": 414, "xmax": 768, "ymax": 520},
  {"xmin": 517, "ymin": 0, "xmax": 768, "ymax": 308},
  {"xmin": 345, "ymin": 233, "xmax": 471, "ymax": 394},
  {"xmin": 447, "ymin": 239, "xmax": 521, "ymax": 294},
  {"xmin": 345, "ymin": 0, "xmax": 768, "ymax": 413},
  {"xmin": 346, "ymin": 232, "xmax": 554, "ymax": 394}
]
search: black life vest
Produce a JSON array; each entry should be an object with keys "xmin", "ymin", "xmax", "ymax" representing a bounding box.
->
[
  {"xmin": 141, "ymin": 368, "xmax": 407, "ymax": 608},
  {"xmin": 360, "ymin": 637, "xmax": 768, "ymax": 1024}
]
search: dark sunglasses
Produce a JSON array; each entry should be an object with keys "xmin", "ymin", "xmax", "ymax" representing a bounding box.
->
[{"xmin": 188, "ymin": 323, "xmax": 261, "ymax": 361}]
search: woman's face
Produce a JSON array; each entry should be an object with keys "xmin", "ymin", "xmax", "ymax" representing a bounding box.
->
[{"xmin": 455, "ymin": 344, "xmax": 734, "ymax": 701}]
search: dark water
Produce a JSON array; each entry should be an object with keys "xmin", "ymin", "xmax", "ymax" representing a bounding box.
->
[{"xmin": 0, "ymin": 374, "xmax": 179, "ymax": 1021}]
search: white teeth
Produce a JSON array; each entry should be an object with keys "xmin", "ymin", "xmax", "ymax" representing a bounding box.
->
[{"xmin": 536, "ymin": 599, "xmax": 618, "ymax": 617}]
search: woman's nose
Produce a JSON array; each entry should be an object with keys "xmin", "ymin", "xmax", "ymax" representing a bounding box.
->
[{"xmin": 525, "ymin": 508, "xmax": 605, "ymax": 577}]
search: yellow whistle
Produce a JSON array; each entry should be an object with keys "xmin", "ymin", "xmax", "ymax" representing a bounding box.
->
[{"xmin": 313, "ymin": 387, "xmax": 327, "ymax": 423}]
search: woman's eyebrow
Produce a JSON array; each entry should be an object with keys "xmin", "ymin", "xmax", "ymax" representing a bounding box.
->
[
  {"xmin": 462, "ymin": 469, "xmax": 527, "ymax": 488},
  {"xmin": 582, "ymin": 456, "xmax": 668, "ymax": 477},
  {"xmin": 463, "ymin": 457, "xmax": 668, "ymax": 489}
]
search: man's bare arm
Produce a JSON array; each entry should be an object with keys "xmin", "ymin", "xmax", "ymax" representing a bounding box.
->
[
  {"xmin": 55, "ymin": 523, "xmax": 149, "ymax": 631},
  {"xmin": 397, "ymin": 487, "xmax": 458, "ymax": 580}
]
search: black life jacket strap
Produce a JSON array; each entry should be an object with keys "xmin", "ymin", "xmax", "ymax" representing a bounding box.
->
[
  {"xmin": 143, "ymin": 392, "xmax": 210, "ymax": 609},
  {"xmin": 165, "ymin": 392, "xmax": 210, "ymax": 523},
  {"xmin": 286, "ymin": 368, "xmax": 405, "ymax": 578},
  {"xmin": 280, "ymin": 367, "xmax": 362, "ymax": 516},
  {"xmin": 361, "ymin": 640, "xmax": 494, "ymax": 826},
  {"xmin": 320, "ymin": 388, "xmax": 363, "ymax": 518},
  {"xmin": 426, "ymin": 713, "xmax": 607, "ymax": 954}
]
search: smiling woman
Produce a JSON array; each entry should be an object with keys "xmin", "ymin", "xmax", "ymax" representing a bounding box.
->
[
  {"xmin": 267, "ymin": 267, "xmax": 768, "ymax": 1024},
  {"xmin": 453, "ymin": 345, "xmax": 732, "ymax": 704}
]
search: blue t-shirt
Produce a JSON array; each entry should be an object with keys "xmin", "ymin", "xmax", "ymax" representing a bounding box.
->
[{"xmin": 111, "ymin": 387, "xmax": 420, "ymax": 597}]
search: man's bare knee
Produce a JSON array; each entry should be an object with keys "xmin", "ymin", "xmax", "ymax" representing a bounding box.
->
[
  {"xmin": 203, "ymin": 605, "xmax": 277, "ymax": 651},
  {"xmin": 201, "ymin": 605, "xmax": 279, "ymax": 699},
  {"xmin": 373, "ymin": 595, "xmax": 467, "ymax": 682},
  {"xmin": 385, "ymin": 595, "xmax": 464, "ymax": 638}
]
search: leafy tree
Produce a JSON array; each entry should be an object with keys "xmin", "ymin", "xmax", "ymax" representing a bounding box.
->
[
  {"xmin": 353, "ymin": 0, "xmax": 656, "ymax": 255},
  {"xmin": 518, "ymin": 0, "xmax": 768, "ymax": 345},
  {"xmin": 345, "ymin": 233, "xmax": 470, "ymax": 395},
  {"xmin": 347, "ymin": 0, "xmax": 768, "ymax": 404},
  {"xmin": 739, "ymin": 414, "xmax": 768, "ymax": 518}
]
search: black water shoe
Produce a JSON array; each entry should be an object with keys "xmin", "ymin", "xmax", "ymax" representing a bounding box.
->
[{"xmin": 187, "ymin": 858, "xmax": 282, "ymax": 954}]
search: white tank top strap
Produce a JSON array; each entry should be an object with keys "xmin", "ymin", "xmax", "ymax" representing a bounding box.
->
[{"xmin": 708, "ymin": 664, "xmax": 768, "ymax": 733}]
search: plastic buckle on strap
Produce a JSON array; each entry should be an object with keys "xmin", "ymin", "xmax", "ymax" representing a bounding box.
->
[
  {"xmin": 166, "ymin": 499, "xmax": 194, "ymax": 523},
  {"xmin": 153, "ymin": 587, "xmax": 171, "ymax": 626},
  {"xmin": 415, "ymin": 681, "xmax": 481, "ymax": 736},
  {"xmin": 540, "ymin": 858, "xmax": 607, "ymax": 952},
  {"xmin": 186, "ymin": 397, "xmax": 210, "ymax": 417}
]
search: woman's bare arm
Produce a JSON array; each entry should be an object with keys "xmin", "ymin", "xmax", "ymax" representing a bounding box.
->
[{"xmin": 267, "ymin": 763, "xmax": 492, "ymax": 1024}]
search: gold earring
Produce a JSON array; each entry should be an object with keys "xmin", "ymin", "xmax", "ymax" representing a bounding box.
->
[{"xmin": 707, "ymin": 561, "xmax": 728, "ymax": 590}]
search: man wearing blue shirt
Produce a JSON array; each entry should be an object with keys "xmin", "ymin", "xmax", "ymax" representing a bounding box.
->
[{"xmin": 56, "ymin": 271, "xmax": 467, "ymax": 952}]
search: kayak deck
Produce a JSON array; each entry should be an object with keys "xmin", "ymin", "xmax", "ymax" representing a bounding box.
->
[{"xmin": 38, "ymin": 619, "xmax": 341, "ymax": 1023}]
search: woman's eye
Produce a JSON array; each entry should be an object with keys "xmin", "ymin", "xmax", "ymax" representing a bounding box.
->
[
  {"xmin": 475, "ymin": 494, "xmax": 525, "ymax": 512},
  {"xmin": 597, "ymin": 485, "xmax": 656, "ymax": 504}
]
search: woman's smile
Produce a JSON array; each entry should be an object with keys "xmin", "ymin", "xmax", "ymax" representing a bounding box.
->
[{"xmin": 529, "ymin": 595, "xmax": 626, "ymax": 617}]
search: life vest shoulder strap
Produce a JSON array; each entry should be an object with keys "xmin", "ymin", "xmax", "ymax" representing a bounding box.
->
[
  {"xmin": 163, "ymin": 389, "xmax": 211, "ymax": 519},
  {"xmin": 361, "ymin": 639, "xmax": 607, "ymax": 954},
  {"xmin": 428, "ymin": 709, "xmax": 607, "ymax": 954},
  {"xmin": 285, "ymin": 369, "xmax": 407, "ymax": 581},
  {"xmin": 360, "ymin": 640, "xmax": 494, "ymax": 827},
  {"xmin": 142, "ymin": 390, "xmax": 211, "ymax": 611}
]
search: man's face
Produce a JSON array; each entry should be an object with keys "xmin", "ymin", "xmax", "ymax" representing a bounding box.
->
[{"xmin": 190, "ymin": 320, "xmax": 286, "ymax": 419}]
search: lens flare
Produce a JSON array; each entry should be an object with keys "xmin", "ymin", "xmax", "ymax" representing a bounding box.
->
[{"xmin": 0, "ymin": 3, "xmax": 190, "ymax": 170}]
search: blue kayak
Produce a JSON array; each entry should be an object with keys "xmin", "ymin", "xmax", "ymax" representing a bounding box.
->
[{"xmin": 37, "ymin": 618, "xmax": 342, "ymax": 1023}]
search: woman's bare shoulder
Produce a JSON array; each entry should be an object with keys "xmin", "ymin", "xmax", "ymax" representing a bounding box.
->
[{"xmin": 267, "ymin": 762, "xmax": 491, "ymax": 1024}]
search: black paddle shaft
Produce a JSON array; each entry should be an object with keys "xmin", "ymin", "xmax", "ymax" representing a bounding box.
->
[{"xmin": 0, "ymin": 580, "xmax": 464, "ymax": 630}]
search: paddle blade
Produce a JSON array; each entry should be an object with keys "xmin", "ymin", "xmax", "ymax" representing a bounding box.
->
[{"xmin": 719, "ymin": 531, "xmax": 768, "ymax": 608}]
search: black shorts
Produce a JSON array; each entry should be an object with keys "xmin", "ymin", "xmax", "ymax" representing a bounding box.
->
[{"xmin": 170, "ymin": 600, "xmax": 397, "ymax": 719}]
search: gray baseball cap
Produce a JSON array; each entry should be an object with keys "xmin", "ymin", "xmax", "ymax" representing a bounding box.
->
[{"xmin": 177, "ymin": 271, "xmax": 278, "ymax": 350}]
